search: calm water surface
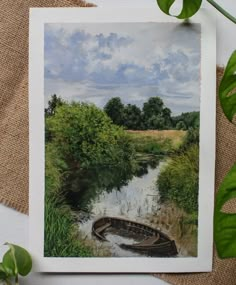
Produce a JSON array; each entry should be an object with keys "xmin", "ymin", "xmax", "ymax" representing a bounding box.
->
[{"xmin": 65, "ymin": 161, "xmax": 165, "ymax": 257}]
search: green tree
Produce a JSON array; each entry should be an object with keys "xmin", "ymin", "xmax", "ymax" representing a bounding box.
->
[
  {"xmin": 46, "ymin": 102, "xmax": 136, "ymax": 169},
  {"xmin": 45, "ymin": 94, "xmax": 64, "ymax": 116},
  {"xmin": 162, "ymin": 107, "xmax": 172, "ymax": 128},
  {"xmin": 143, "ymin": 97, "xmax": 164, "ymax": 120},
  {"xmin": 123, "ymin": 104, "xmax": 142, "ymax": 130},
  {"xmin": 146, "ymin": 114, "xmax": 165, "ymax": 130},
  {"xmin": 104, "ymin": 97, "xmax": 125, "ymax": 126},
  {"xmin": 45, "ymin": 95, "xmax": 64, "ymax": 142},
  {"xmin": 143, "ymin": 97, "xmax": 171, "ymax": 129}
]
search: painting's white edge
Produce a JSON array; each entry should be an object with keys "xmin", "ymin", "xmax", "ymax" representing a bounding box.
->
[{"xmin": 29, "ymin": 7, "xmax": 216, "ymax": 273}]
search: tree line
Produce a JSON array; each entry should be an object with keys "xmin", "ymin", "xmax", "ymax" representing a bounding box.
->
[
  {"xmin": 104, "ymin": 97, "xmax": 199, "ymax": 130},
  {"xmin": 45, "ymin": 94, "xmax": 200, "ymax": 131}
]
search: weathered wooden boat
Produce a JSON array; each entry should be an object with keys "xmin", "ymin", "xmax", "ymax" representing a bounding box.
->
[{"xmin": 92, "ymin": 216, "xmax": 178, "ymax": 257}]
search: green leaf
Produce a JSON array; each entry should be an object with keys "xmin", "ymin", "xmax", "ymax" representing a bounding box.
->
[
  {"xmin": 2, "ymin": 249, "xmax": 16, "ymax": 276},
  {"xmin": 156, "ymin": 0, "xmax": 202, "ymax": 19},
  {"xmin": 3, "ymin": 244, "xmax": 32, "ymax": 277},
  {"xmin": 214, "ymin": 163, "xmax": 236, "ymax": 258},
  {"xmin": 0, "ymin": 263, "xmax": 8, "ymax": 280},
  {"xmin": 219, "ymin": 50, "xmax": 236, "ymax": 122}
]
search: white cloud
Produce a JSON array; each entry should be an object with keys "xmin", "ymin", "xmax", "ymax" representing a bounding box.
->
[{"xmin": 45, "ymin": 22, "xmax": 201, "ymax": 115}]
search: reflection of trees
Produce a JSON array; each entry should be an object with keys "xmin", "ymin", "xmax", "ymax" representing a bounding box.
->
[
  {"xmin": 135, "ymin": 159, "xmax": 159, "ymax": 177},
  {"xmin": 64, "ymin": 166, "xmax": 133, "ymax": 210},
  {"xmin": 64, "ymin": 158, "xmax": 161, "ymax": 212}
]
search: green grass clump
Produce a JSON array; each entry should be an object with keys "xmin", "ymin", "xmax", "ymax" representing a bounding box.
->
[
  {"xmin": 157, "ymin": 144, "xmax": 199, "ymax": 214},
  {"xmin": 44, "ymin": 195, "xmax": 92, "ymax": 257},
  {"xmin": 134, "ymin": 138, "xmax": 172, "ymax": 155},
  {"xmin": 44, "ymin": 144, "xmax": 92, "ymax": 257}
]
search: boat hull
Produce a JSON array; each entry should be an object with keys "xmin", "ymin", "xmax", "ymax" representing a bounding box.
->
[{"xmin": 92, "ymin": 216, "xmax": 178, "ymax": 257}]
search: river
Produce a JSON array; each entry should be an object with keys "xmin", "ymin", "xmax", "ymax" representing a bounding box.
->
[{"xmin": 65, "ymin": 159, "xmax": 197, "ymax": 257}]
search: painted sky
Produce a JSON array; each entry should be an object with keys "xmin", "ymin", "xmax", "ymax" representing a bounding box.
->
[{"xmin": 44, "ymin": 23, "xmax": 200, "ymax": 115}]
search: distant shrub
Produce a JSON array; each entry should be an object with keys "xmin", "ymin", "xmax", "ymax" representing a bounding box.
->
[
  {"xmin": 176, "ymin": 120, "xmax": 187, "ymax": 130},
  {"xmin": 180, "ymin": 128, "xmax": 199, "ymax": 151},
  {"xmin": 173, "ymin": 111, "xmax": 200, "ymax": 130}
]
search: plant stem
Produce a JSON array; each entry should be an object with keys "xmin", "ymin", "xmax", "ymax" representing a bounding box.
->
[
  {"xmin": 207, "ymin": 0, "xmax": 236, "ymax": 24},
  {"xmin": 15, "ymin": 275, "xmax": 19, "ymax": 285}
]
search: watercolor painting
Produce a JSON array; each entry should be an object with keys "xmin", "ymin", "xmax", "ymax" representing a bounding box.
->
[{"xmin": 44, "ymin": 22, "xmax": 201, "ymax": 258}]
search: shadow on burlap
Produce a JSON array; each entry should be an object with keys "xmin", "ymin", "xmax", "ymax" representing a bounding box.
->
[{"xmin": 0, "ymin": 1, "xmax": 235, "ymax": 283}]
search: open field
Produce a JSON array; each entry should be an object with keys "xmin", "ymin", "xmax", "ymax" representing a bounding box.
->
[{"xmin": 126, "ymin": 130, "xmax": 186, "ymax": 155}]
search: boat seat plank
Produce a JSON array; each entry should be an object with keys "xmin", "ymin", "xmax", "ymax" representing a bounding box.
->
[
  {"xmin": 96, "ymin": 223, "xmax": 111, "ymax": 234},
  {"xmin": 134, "ymin": 234, "xmax": 160, "ymax": 247}
]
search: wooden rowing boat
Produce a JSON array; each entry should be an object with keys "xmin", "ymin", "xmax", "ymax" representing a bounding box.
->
[{"xmin": 92, "ymin": 216, "xmax": 178, "ymax": 257}]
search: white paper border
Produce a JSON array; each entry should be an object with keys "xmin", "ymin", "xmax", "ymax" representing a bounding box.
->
[{"xmin": 29, "ymin": 7, "xmax": 216, "ymax": 273}]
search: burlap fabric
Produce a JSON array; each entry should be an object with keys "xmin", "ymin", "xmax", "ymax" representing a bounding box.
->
[{"xmin": 0, "ymin": 1, "xmax": 235, "ymax": 283}]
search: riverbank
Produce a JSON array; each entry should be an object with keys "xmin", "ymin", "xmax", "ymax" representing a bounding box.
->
[
  {"xmin": 146, "ymin": 202, "xmax": 198, "ymax": 257},
  {"xmin": 44, "ymin": 102, "xmax": 137, "ymax": 257},
  {"xmin": 157, "ymin": 143, "xmax": 199, "ymax": 214},
  {"xmin": 44, "ymin": 144, "xmax": 93, "ymax": 257}
]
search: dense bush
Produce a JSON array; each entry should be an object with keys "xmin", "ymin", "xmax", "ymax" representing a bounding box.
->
[
  {"xmin": 180, "ymin": 128, "xmax": 199, "ymax": 151},
  {"xmin": 46, "ymin": 102, "xmax": 136, "ymax": 170},
  {"xmin": 157, "ymin": 144, "xmax": 199, "ymax": 213}
]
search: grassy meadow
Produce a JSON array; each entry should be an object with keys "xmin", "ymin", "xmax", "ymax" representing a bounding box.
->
[{"xmin": 126, "ymin": 130, "xmax": 186, "ymax": 155}]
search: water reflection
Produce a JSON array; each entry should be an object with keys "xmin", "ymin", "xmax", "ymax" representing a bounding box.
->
[
  {"xmin": 65, "ymin": 158, "xmax": 160, "ymax": 212},
  {"xmin": 64, "ymin": 158, "xmax": 166, "ymax": 257}
]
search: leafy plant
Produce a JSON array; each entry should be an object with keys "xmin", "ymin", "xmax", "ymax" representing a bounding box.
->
[
  {"xmin": 156, "ymin": 0, "xmax": 236, "ymax": 24},
  {"xmin": 157, "ymin": 0, "xmax": 202, "ymax": 19},
  {"xmin": 219, "ymin": 51, "xmax": 236, "ymax": 123},
  {"xmin": 214, "ymin": 164, "xmax": 236, "ymax": 258},
  {"xmin": 214, "ymin": 53, "xmax": 236, "ymax": 258},
  {"xmin": 0, "ymin": 243, "xmax": 32, "ymax": 285}
]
